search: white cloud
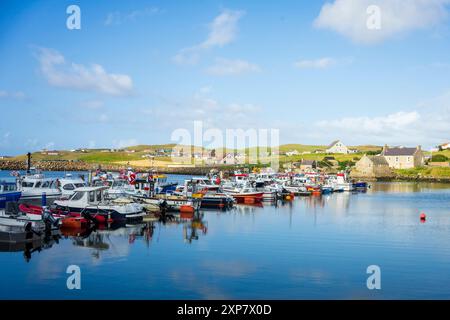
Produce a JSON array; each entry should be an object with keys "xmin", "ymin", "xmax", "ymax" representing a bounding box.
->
[
  {"xmin": 44, "ymin": 142, "xmax": 55, "ymax": 150},
  {"xmin": 0, "ymin": 90, "xmax": 26, "ymax": 99},
  {"xmin": 173, "ymin": 9, "xmax": 245, "ymax": 65},
  {"xmin": 294, "ymin": 57, "xmax": 336, "ymax": 69},
  {"xmin": 36, "ymin": 47, "xmax": 133, "ymax": 96},
  {"xmin": 142, "ymin": 88, "xmax": 263, "ymax": 131},
  {"xmin": 104, "ymin": 7, "xmax": 161, "ymax": 26},
  {"xmin": 316, "ymin": 111, "xmax": 420, "ymax": 134},
  {"xmin": 314, "ymin": 0, "xmax": 450, "ymax": 44},
  {"xmin": 112, "ymin": 138, "xmax": 139, "ymax": 149},
  {"xmin": 314, "ymin": 92, "xmax": 450, "ymax": 147},
  {"xmin": 206, "ymin": 58, "xmax": 261, "ymax": 75}
]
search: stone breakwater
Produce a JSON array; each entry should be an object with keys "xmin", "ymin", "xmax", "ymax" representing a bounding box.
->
[{"xmin": 0, "ymin": 160, "xmax": 232, "ymax": 175}]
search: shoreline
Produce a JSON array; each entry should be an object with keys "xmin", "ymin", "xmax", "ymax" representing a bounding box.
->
[
  {"xmin": 2, "ymin": 160, "xmax": 450, "ymax": 183},
  {"xmin": 0, "ymin": 160, "xmax": 234, "ymax": 176}
]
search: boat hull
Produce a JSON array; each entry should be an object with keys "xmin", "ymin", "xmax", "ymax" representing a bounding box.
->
[{"xmin": 0, "ymin": 191, "xmax": 22, "ymax": 209}]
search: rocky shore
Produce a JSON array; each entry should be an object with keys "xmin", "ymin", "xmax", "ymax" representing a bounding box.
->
[{"xmin": 0, "ymin": 160, "xmax": 233, "ymax": 175}]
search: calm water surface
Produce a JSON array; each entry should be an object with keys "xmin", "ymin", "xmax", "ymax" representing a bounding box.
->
[{"xmin": 1, "ymin": 171, "xmax": 450, "ymax": 299}]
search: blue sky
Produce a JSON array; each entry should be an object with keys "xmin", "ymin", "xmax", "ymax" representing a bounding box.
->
[{"xmin": 1, "ymin": 0, "xmax": 450, "ymax": 155}]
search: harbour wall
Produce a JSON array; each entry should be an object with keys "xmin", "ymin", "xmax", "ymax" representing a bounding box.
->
[{"xmin": 0, "ymin": 160, "xmax": 234, "ymax": 175}]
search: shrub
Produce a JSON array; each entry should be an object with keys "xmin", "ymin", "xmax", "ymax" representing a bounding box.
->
[{"xmin": 431, "ymin": 154, "xmax": 449, "ymax": 162}]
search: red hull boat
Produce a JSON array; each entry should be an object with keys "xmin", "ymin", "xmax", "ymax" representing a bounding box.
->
[{"xmin": 231, "ymin": 192, "xmax": 264, "ymax": 204}]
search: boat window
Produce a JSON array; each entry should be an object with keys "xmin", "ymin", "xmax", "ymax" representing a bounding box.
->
[
  {"xmin": 70, "ymin": 191, "xmax": 85, "ymax": 201},
  {"xmin": 96, "ymin": 190, "xmax": 102, "ymax": 202},
  {"xmin": 63, "ymin": 184, "xmax": 75, "ymax": 190},
  {"xmin": 89, "ymin": 191, "xmax": 95, "ymax": 202},
  {"xmin": 74, "ymin": 183, "xmax": 86, "ymax": 188},
  {"xmin": 22, "ymin": 182, "xmax": 34, "ymax": 188},
  {"xmin": 35, "ymin": 181, "xmax": 41, "ymax": 188},
  {"xmin": 41, "ymin": 181, "xmax": 50, "ymax": 188}
]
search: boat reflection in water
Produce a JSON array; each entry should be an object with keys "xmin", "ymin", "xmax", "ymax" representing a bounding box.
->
[
  {"xmin": 59, "ymin": 211, "xmax": 209, "ymax": 257},
  {"xmin": 0, "ymin": 226, "xmax": 61, "ymax": 262},
  {"xmin": 370, "ymin": 181, "xmax": 450, "ymax": 193}
]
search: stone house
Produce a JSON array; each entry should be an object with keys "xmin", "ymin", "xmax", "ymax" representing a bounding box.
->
[
  {"xmin": 353, "ymin": 155, "xmax": 392, "ymax": 177},
  {"xmin": 381, "ymin": 145, "xmax": 425, "ymax": 169},
  {"xmin": 299, "ymin": 159, "xmax": 317, "ymax": 171}
]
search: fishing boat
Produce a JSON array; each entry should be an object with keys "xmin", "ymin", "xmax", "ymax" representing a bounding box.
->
[
  {"xmin": 152, "ymin": 174, "xmax": 178, "ymax": 194},
  {"xmin": 17, "ymin": 173, "xmax": 62, "ymax": 202},
  {"xmin": 135, "ymin": 194, "xmax": 201, "ymax": 212},
  {"xmin": 58, "ymin": 174, "xmax": 88, "ymax": 198},
  {"xmin": 333, "ymin": 173, "xmax": 354, "ymax": 192},
  {"xmin": 353, "ymin": 181, "xmax": 368, "ymax": 191},
  {"xmin": 0, "ymin": 203, "xmax": 60, "ymax": 231},
  {"xmin": 191, "ymin": 176, "xmax": 220, "ymax": 192},
  {"xmin": 198, "ymin": 192, "xmax": 235, "ymax": 209},
  {"xmin": 0, "ymin": 181, "xmax": 22, "ymax": 209},
  {"xmin": 53, "ymin": 186, "xmax": 145, "ymax": 222},
  {"xmin": 321, "ymin": 186, "xmax": 334, "ymax": 194},
  {"xmin": 223, "ymin": 186, "xmax": 264, "ymax": 204}
]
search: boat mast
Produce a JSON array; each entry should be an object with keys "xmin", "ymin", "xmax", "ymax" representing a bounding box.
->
[{"xmin": 26, "ymin": 152, "xmax": 31, "ymax": 174}]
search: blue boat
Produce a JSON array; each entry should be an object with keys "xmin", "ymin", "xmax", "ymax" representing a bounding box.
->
[
  {"xmin": 353, "ymin": 181, "xmax": 368, "ymax": 191},
  {"xmin": 0, "ymin": 181, "xmax": 22, "ymax": 209},
  {"xmin": 321, "ymin": 186, "xmax": 333, "ymax": 195}
]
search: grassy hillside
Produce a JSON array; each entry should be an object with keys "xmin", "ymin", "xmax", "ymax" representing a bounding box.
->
[{"xmin": 395, "ymin": 167, "xmax": 450, "ymax": 178}]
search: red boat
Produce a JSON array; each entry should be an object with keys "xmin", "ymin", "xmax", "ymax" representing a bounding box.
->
[
  {"xmin": 19, "ymin": 203, "xmax": 111, "ymax": 224},
  {"xmin": 231, "ymin": 192, "xmax": 264, "ymax": 204}
]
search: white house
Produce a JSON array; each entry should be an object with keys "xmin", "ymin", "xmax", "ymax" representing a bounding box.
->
[
  {"xmin": 326, "ymin": 140, "xmax": 349, "ymax": 154},
  {"xmin": 285, "ymin": 150, "xmax": 300, "ymax": 157},
  {"xmin": 220, "ymin": 153, "xmax": 246, "ymax": 165},
  {"xmin": 439, "ymin": 142, "xmax": 450, "ymax": 150}
]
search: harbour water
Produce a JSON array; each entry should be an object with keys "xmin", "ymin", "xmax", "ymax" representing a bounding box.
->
[{"xmin": 1, "ymin": 171, "xmax": 450, "ymax": 299}]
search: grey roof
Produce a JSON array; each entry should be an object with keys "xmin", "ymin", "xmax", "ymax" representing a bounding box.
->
[
  {"xmin": 301, "ymin": 159, "xmax": 317, "ymax": 165},
  {"xmin": 367, "ymin": 156, "xmax": 389, "ymax": 166},
  {"xmin": 327, "ymin": 140, "xmax": 340, "ymax": 148},
  {"xmin": 382, "ymin": 147, "xmax": 417, "ymax": 156}
]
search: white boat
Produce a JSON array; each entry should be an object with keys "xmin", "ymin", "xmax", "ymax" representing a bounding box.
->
[
  {"xmin": 53, "ymin": 186, "xmax": 145, "ymax": 222},
  {"xmin": 282, "ymin": 183, "xmax": 307, "ymax": 195},
  {"xmin": 136, "ymin": 195, "xmax": 201, "ymax": 212},
  {"xmin": 0, "ymin": 205, "xmax": 59, "ymax": 231},
  {"xmin": 93, "ymin": 178, "xmax": 135, "ymax": 200},
  {"xmin": 191, "ymin": 176, "xmax": 220, "ymax": 192},
  {"xmin": 58, "ymin": 174, "xmax": 88, "ymax": 198},
  {"xmin": 17, "ymin": 173, "xmax": 62, "ymax": 201},
  {"xmin": 334, "ymin": 173, "xmax": 354, "ymax": 191}
]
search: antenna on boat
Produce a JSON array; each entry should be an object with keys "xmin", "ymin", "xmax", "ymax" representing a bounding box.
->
[{"xmin": 26, "ymin": 152, "xmax": 31, "ymax": 174}]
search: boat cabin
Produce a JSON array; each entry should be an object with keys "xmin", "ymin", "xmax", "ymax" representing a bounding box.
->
[
  {"xmin": 20, "ymin": 175, "xmax": 59, "ymax": 191},
  {"xmin": 59, "ymin": 175, "xmax": 88, "ymax": 195},
  {"xmin": 68, "ymin": 186, "xmax": 108, "ymax": 205},
  {"xmin": 231, "ymin": 174, "xmax": 249, "ymax": 185},
  {"xmin": 0, "ymin": 181, "xmax": 17, "ymax": 193},
  {"xmin": 0, "ymin": 181, "xmax": 22, "ymax": 209}
]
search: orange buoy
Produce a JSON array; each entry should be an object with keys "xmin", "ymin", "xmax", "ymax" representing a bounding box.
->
[
  {"xmin": 420, "ymin": 213, "xmax": 427, "ymax": 221},
  {"xmin": 61, "ymin": 217, "xmax": 88, "ymax": 229}
]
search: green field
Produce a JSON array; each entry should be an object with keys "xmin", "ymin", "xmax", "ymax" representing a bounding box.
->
[{"xmin": 395, "ymin": 167, "xmax": 450, "ymax": 178}]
